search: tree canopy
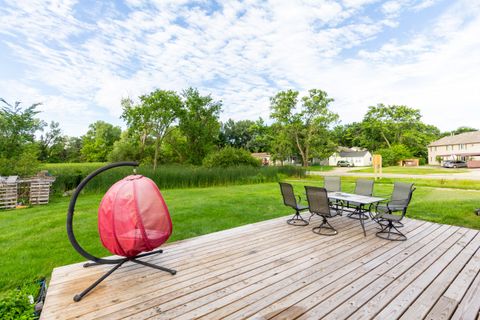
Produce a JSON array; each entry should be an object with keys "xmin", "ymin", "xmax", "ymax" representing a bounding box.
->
[{"xmin": 270, "ymin": 89, "xmax": 339, "ymax": 166}]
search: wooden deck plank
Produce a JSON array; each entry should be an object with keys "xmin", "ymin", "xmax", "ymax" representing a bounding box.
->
[
  {"xmin": 149, "ymin": 220, "xmax": 426, "ymax": 320},
  {"xmin": 43, "ymin": 215, "xmax": 348, "ymax": 315},
  {"xmin": 39, "ymin": 215, "xmax": 480, "ymax": 320},
  {"xmin": 73, "ymin": 218, "xmax": 360, "ymax": 319},
  {"xmin": 400, "ymin": 233, "xmax": 480, "ymax": 320},
  {"xmin": 372, "ymin": 228, "xmax": 478, "ymax": 319},
  {"xmin": 450, "ymin": 256, "xmax": 480, "ymax": 320},
  {"xmin": 283, "ymin": 223, "xmax": 459, "ymax": 320}
]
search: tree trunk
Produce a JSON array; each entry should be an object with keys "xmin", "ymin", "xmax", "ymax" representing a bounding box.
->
[
  {"xmin": 153, "ymin": 136, "xmax": 159, "ymax": 171},
  {"xmin": 294, "ymin": 132, "xmax": 307, "ymax": 167},
  {"xmin": 381, "ymin": 131, "xmax": 391, "ymax": 148}
]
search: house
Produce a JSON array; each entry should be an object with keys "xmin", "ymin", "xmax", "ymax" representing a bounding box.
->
[
  {"xmin": 328, "ymin": 147, "xmax": 372, "ymax": 167},
  {"xmin": 428, "ymin": 131, "xmax": 480, "ymax": 165},
  {"xmin": 251, "ymin": 152, "xmax": 272, "ymax": 166}
]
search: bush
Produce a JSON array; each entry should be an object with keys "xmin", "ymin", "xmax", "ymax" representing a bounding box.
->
[
  {"xmin": 376, "ymin": 144, "xmax": 413, "ymax": 166},
  {"xmin": 0, "ymin": 145, "xmax": 41, "ymax": 177},
  {"xmin": 202, "ymin": 147, "xmax": 261, "ymax": 168},
  {"xmin": 0, "ymin": 285, "xmax": 36, "ymax": 320}
]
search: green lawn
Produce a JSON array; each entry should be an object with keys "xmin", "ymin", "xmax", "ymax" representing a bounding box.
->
[
  {"xmin": 305, "ymin": 165, "xmax": 334, "ymax": 172},
  {"xmin": 349, "ymin": 166, "xmax": 469, "ymax": 174},
  {"xmin": 1, "ymin": 181, "xmax": 479, "ymax": 294}
]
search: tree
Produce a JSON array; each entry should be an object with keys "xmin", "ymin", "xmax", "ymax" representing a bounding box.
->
[
  {"xmin": 441, "ymin": 126, "xmax": 478, "ymax": 137},
  {"xmin": 220, "ymin": 119, "xmax": 255, "ymax": 149},
  {"xmin": 64, "ymin": 136, "xmax": 83, "ymax": 162},
  {"xmin": 121, "ymin": 90, "xmax": 182, "ymax": 170},
  {"xmin": 38, "ymin": 121, "xmax": 64, "ymax": 162},
  {"xmin": 178, "ymin": 88, "xmax": 222, "ymax": 165},
  {"xmin": 0, "ymin": 98, "xmax": 45, "ymax": 158},
  {"xmin": 81, "ymin": 121, "xmax": 121, "ymax": 162},
  {"xmin": 269, "ymin": 123, "xmax": 294, "ymax": 165},
  {"xmin": 108, "ymin": 130, "xmax": 144, "ymax": 163},
  {"xmin": 359, "ymin": 104, "xmax": 440, "ymax": 160},
  {"xmin": 270, "ymin": 89, "xmax": 339, "ymax": 167}
]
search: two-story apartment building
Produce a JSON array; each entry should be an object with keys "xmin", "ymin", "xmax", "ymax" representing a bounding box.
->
[{"xmin": 427, "ymin": 131, "xmax": 480, "ymax": 165}]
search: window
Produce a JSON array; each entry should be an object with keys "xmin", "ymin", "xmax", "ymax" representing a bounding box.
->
[{"xmin": 435, "ymin": 146, "xmax": 437, "ymax": 151}]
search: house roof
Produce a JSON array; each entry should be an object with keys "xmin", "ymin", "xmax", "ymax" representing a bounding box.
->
[
  {"xmin": 339, "ymin": 151, "xmax": 369, "ymax": 158},
  {"xmin": 429, "ymin": 131, "xmax": 480, "ymax": 147}
]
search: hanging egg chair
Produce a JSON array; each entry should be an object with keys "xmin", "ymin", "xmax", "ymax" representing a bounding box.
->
[{"xmin": 67, "ymin": 162, "xmax": 176, "ymax": 302}]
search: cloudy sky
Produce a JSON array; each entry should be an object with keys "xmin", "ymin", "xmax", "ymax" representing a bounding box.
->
[{"xmin": 1, "ymin": 0, "xmax": 479, "ymax": 136}]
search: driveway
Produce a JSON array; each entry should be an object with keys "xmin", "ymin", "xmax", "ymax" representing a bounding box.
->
[{"xmin": 308, "ymin": 167, "xmax": 480, "ymax": 180}]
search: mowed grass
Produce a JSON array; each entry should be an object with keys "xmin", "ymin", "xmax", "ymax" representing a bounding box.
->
[
  {"xmin": 305, "ymin": 165, "xmax": 334, "ymax": 172},
  {"xmin": 1, "ymin": 181, "xmax": 479, "ymax": 293},
  {"xmin": 349, "ymin": 165, "xmax": 469, "ymax": 174}
]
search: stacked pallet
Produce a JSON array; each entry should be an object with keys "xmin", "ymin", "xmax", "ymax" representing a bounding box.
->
[
  {"xmin": 29, "ymin": 176, "xmax": 55, "ymax": 205},
  {"xmin": 0, "ymin": 176, "xmax": 18, "ymax": 209}
]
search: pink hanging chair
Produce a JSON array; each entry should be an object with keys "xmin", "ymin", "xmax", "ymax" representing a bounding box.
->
[{"xmin": 67, "ymin": 162, "xmax": 176, "ymax": 302}]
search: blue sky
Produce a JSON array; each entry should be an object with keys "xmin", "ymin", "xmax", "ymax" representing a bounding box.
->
[{"xmin": 1, "ymin": 0, "xmax": 479, "ymax": 136}]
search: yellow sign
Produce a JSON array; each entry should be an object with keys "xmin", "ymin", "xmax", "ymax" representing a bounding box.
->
[{"xmin": 373, "ymin": 154, "xmax": 382, "ymax": 179}]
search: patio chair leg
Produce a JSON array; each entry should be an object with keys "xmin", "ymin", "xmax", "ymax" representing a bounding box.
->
[
  {"xmin": 73, "ymin": 260, "xmax": 126, "ymax": 302},
  {"xmin": 376, "ymin": 221, "xmax": 407, "ymax": 241},
  {"xmin": 312, "ymin": 217, "xmax": 337, "ymax": 236},
  {"xmin": 287, "ymin": 211, "xmax": 309, "ymax": 226}
]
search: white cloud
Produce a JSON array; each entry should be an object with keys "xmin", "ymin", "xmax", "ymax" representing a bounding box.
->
[{"xmin": 0, "ymin": 0, "xmax": 479, "ymax": 137}]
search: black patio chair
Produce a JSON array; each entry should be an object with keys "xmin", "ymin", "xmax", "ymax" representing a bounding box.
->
[
  {"xmin": 279, "ymin": 182, "xmax": 309, "ymax": 226},
  {"xmin": 374, "ymin": 182, "xmax": 416, "ymax": 241},
  {"xmin": 324, "ymin": 176, "xmax": 341, "ymax": 192},
  {"xmin": 324, "ymin": 176, "xmax": 342, "ymax": 214},
  {"xmin": 305, "ymin": 186, "xmax": 341, "ymax": 236},
  {"xmin": 346, "ymin": 179, "xmax": 374, "ymax": 219}
]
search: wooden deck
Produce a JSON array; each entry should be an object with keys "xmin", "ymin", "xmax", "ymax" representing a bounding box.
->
[{"xmin": 41, "ymin": 215, "xmax": 480, "ymax": 320}]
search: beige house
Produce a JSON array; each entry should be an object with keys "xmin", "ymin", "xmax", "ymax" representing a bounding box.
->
[{"xmin": 428, "ymin": 131, "xmax": 480, "ymax": 165}]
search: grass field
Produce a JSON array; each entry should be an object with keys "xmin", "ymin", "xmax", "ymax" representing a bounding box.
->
[
  {"xmin": 305, "ymin": 165, "xmax": 334, "ymax": 172},
  {"xmin": 349, "ymin": 166, "xmax": 469, "ymax": 174},
  {"xmin": 1, "ymin": 180, "xmax": 479, "ymax": 295}
]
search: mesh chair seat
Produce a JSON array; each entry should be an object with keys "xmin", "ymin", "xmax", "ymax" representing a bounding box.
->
[{"xmin": 377, "ymin": 213, "xmax": 402, "ymax": 221}]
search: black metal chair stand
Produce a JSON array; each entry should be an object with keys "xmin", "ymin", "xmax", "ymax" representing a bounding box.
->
[
  {"xmin": 279, "ymin": 182, "xmax": 309, "ymax": 226},
  {"xmin": 312, "ymin": 216, "xmax": 338, "ymax": 236},
  {"xmin": 376, "ymin": 220, "xmax": 407, "ymax": 241},
  {"xmin": 67, "ymin": 162, "xmax": 176, "ymax": 302}
]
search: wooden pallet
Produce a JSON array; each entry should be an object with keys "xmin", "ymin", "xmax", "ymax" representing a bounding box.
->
[
  {"xmin": 0, "ymin": 176, "xmax": 18, "ymax": 209},
  {"xmin": 40, "ymin": 215, "xmax": 480, "ymax": 320}
]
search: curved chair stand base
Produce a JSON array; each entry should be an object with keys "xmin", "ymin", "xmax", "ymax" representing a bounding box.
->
[
  {"xmin": 73, "ymin": 249, "xmax": 176, "ymax": 302},
  {"xmin": 287, "ymin": 212, "xmax": 309, "ymax": 226},
  {"xmin": 347, "ymin": 211, "xmax": 369, "ymax": 221},
  {"xmin": 376, "ymin": 223, "xmax": 407, "ymax": 241},
  {"xmin": 312, "ymin": 217, "xmax": 337, "ymax": 236}
]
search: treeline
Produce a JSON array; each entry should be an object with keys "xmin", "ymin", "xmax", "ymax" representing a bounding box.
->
[{"xmin": 0, "ymin": 90, "xmax": 477, "ymax": 176}]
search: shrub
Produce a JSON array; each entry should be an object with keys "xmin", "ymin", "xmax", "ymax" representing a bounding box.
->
[
  {"xmin": 376, "ymin": 144, "xmax": 412, "ymax": 166},
  {"xmin": 202, "ymin": 147, "xmax": 261, "ymax": 168},
  {"xmin": 0, "ymin": 285, "xmax": 36, "ymax": 320}
]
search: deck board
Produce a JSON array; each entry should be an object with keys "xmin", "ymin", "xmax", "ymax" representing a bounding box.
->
[{"xmin": 40, "ymin": 215, "xmax": 480, "ymax": 320}]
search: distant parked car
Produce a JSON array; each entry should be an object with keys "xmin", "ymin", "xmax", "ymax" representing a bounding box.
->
[
  {"xmin": 443, "ymin": 160, "xmax": 467, "ymax": 168},
  {"xmin": 337, "ymin": 160, "xmax": 354, "ymax": 167}
]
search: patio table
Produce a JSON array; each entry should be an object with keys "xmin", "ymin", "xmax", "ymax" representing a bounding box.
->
[{"xmin": 327, "ymin": 192, "xmax": 385, "ymax": 237}]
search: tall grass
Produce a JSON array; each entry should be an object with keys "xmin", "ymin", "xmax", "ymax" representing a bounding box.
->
[{"xmin": 43, "ymin": 163, "xmax": 306, "ymax": 195}]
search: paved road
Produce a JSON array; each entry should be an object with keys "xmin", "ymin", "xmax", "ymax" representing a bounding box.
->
[{"xmin": 308, "ymin": 167, "xmax": 480, "ymax": 180}]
